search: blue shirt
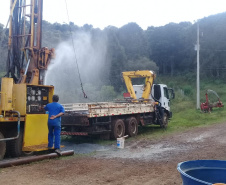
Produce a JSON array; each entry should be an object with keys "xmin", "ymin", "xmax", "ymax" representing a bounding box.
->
[{"xmin": 44, "ymin": 102, "xmax": 65, "ymax": 126}]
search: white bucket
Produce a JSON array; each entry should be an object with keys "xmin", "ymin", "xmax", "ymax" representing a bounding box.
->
[
  {"xmin": 117, "ymin": 135, "xmax": 128, "ymax": 149},
  {"xmin": 117, "ymin": 137, "xmax": 125, "ymax": 149}
]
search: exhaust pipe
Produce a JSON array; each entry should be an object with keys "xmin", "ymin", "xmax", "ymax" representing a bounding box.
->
[{"xmin": 0, "ymin": 150, "xmax": 74, "ymax": 168}]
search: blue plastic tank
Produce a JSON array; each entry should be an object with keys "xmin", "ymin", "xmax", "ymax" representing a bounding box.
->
[{"xmin": 177, "ymin": 160, "xmax": 226, "ymax": 185}]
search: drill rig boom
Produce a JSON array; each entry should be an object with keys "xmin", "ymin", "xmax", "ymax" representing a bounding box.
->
[{"xmin": 7, "ymin": 0, "xmax": 54, "ymax": 85}]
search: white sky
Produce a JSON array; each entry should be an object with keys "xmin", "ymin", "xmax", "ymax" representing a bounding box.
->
[{"xmin": 0, "ymin": 0, "xmax": 225, "ymax": 30}]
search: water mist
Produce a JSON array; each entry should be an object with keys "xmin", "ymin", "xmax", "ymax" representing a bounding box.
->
[{"xmin": 45, "ymin": 31, "xmax": 108, "ymax": 103}]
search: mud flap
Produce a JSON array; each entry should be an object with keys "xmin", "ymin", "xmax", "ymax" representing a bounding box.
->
[{"xmin": 23, "ymin": 114, "xmax": 48, "ymax": 151}]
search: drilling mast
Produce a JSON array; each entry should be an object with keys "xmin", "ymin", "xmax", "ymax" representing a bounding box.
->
[{"xmin": 7, "ymin": 0, "xmax": 54, "ymax": 85}]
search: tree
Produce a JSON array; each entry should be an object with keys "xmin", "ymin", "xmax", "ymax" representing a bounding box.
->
[
  {"xmin": 127, "ymin": 57, "xmax": 159, "ymax": 72},
  {"xmin": 146, "ymin": 22, "xmax": 193, "ymax": 75},
  {"xmin": 104, "ymin": 26, "xmax": 127, "ymax": 92},
  {"xmin": 118, "ymin": 23, "xmax": 148, "ymax": 60},
  {"xmin": 0, "ymin": 24, "xmax": 8, "ymax": 72}
]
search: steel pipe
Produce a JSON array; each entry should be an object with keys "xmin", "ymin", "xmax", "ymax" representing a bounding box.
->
[{"xmin": 0, "ymin": 150, "xmax": 74, "ymax": 168}]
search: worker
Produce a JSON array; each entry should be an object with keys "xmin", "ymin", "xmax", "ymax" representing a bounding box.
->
[{"xmin": 44, "ymin": 94, "xmax": 65, "ymax": 155}]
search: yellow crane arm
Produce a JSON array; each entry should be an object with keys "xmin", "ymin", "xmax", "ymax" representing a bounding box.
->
[{"xmin": 122, "ymin": 70, "xmax": 156, "ymax": 100}]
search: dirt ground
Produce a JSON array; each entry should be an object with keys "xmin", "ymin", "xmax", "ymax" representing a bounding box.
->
[{"xmin": 1, "ymin": 122, "xmax": 226, "ymax": 185}]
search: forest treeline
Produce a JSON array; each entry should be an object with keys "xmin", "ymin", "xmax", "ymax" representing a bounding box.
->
[{"xmin": 0, "ymin": 12, "xmax": 226, "ymax": 100}]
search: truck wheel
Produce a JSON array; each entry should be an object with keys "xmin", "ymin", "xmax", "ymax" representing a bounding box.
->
[
  {"xmin": 161, "ymin": 113, "xmax": 168, "ymax": 128},
  {"xmin": 125, "ymin": 117, "xmax": 138, "ymax": 137},
  {"xmin": 0, "ymin": 131, "xmax": 6, "ymax": 160},
  {"xmin": 111, "ymin": 119, "xmax": 125, "ymax": 139},
  {"xmin": 7, "ymin": 129, "xmax": 23, "ymax": 157},
  {"xmin": 7, "ymin": 129, "xmax": 33, "ymax": 157}
]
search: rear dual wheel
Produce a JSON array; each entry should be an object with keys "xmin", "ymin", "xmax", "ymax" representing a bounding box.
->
[
  {"xmin": 110, "ymin": 117, "xmax": 138, "ymax": 139},
  {"xmin": 111, "ymin": 119, "xmax": 125, "ymax": 139},
  {"xmin": 125, "ymin": 117, "xmax": 138, "ymax": 137}
]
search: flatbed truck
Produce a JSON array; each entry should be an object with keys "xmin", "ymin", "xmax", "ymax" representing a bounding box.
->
[{"xmin": 61, "ymin": 70, "xmax": 174, "ymax": 139}]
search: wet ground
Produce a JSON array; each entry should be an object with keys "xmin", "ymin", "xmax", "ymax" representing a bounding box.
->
[
  {"xmin": 62, "ymin": 141, "xmax": 113, "ymax": 154},
  {"xmin": 1, "ymin": 122, "xmax": 226, "ymax": 185}
]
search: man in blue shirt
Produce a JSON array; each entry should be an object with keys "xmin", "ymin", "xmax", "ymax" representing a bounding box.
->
[{"xmin": 44, "ymin": 94, "xmax": 65, "ymax": 155}]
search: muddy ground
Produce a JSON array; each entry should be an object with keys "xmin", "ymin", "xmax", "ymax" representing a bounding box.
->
[{"xmin": 1, "ymin": 122, "xmax": 226, "ymax": 185}]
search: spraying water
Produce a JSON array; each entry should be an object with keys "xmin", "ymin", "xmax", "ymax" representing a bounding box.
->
[{"xmin": 45, "ymin": 31, "xmax": 109, "ymax": 103}]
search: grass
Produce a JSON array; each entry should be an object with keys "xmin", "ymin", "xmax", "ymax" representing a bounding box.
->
[{"xmin": 0, "ymin": 72, "xmax": 5, "ymax": 78}]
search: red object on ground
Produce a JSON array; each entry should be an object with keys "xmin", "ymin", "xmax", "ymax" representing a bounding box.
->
[{"xmin": 200, "ymin": 90, "xmax": 223, "ymax": 112}]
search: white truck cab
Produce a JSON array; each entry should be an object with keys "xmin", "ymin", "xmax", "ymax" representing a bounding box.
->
[{"xmin": 133, "ymin": 84, "xmax": 174, "ymax": 112}]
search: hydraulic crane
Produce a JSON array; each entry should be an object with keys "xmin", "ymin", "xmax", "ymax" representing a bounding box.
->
[
  {"xmin": 122, "ymin": 70, "xmax": 156, "ymax": 101},
  {"xmin": 0, "ymin": 0, "xmax": 54, "ymax": 160}
]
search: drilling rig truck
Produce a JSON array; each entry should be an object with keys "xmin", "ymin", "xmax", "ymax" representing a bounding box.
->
[
  {"xmin": 0, "ymin": 0, "xmax": 54, "ymax": 160},
  {"xmin": 61, "ymin": 70, "xmax": 174, "ymax": 139}
]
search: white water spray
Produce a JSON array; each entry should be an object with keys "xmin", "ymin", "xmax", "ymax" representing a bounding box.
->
[{"xmin": 45, "ymin": 31, "xmax": 108, "ymax": 103}]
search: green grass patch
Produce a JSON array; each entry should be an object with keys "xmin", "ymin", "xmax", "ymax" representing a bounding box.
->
[
  {"xmin": 171, "ymin": 107, "xmax": 226, "ymax": 128},
  {"xmin": 0, "ymin": 72, "xmax": 5, "ymax": 78}
]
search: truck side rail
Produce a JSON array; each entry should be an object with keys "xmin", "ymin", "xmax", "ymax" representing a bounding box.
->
[
  {"xmin": 62, "ymin": 101, "xmax": 155, "ymax": 118},
  {"xmin": 62, "ymin": 103, "xmax": 89, "ymax": 112},
  {"xmin": 62, "ymin": 102, "xmax": 110, "ymax": 112}
]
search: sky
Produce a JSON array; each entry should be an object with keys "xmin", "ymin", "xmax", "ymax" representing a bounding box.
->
[{"xmin": 0, "ymin": 0, "xmax": 225, "ymax": 30}]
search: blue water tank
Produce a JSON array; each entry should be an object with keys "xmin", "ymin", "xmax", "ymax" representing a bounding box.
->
[{"xmin": 177, "ymin": 160, "xmax": 226, "ymax": 185}]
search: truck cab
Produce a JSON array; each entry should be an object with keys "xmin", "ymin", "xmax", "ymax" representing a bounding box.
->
[{"xmin": 133, "ymin": 84, "xmax": 174, "ymax": 115}]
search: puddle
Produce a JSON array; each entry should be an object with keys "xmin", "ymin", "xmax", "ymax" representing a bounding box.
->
[
  {"xmin": 95, "ymin": 143, "xmax": 180, "ymax": 160},
  {"xmin": 62, "ymin": 141, "xmax": 187, "ymax": 161},
  {"xmin": 61, "ymin": 141, "xmax": 112, "ymax": 154}
]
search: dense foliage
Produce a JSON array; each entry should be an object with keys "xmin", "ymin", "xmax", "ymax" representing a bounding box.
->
[{"xmin": 0, "ymin": 12, "xmax": 226, "ymax": 102}]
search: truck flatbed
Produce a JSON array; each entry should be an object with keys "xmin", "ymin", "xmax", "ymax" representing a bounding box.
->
[{"xmin": 62, "ymin": 101, "xmax": 155, "ymax": 118}]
